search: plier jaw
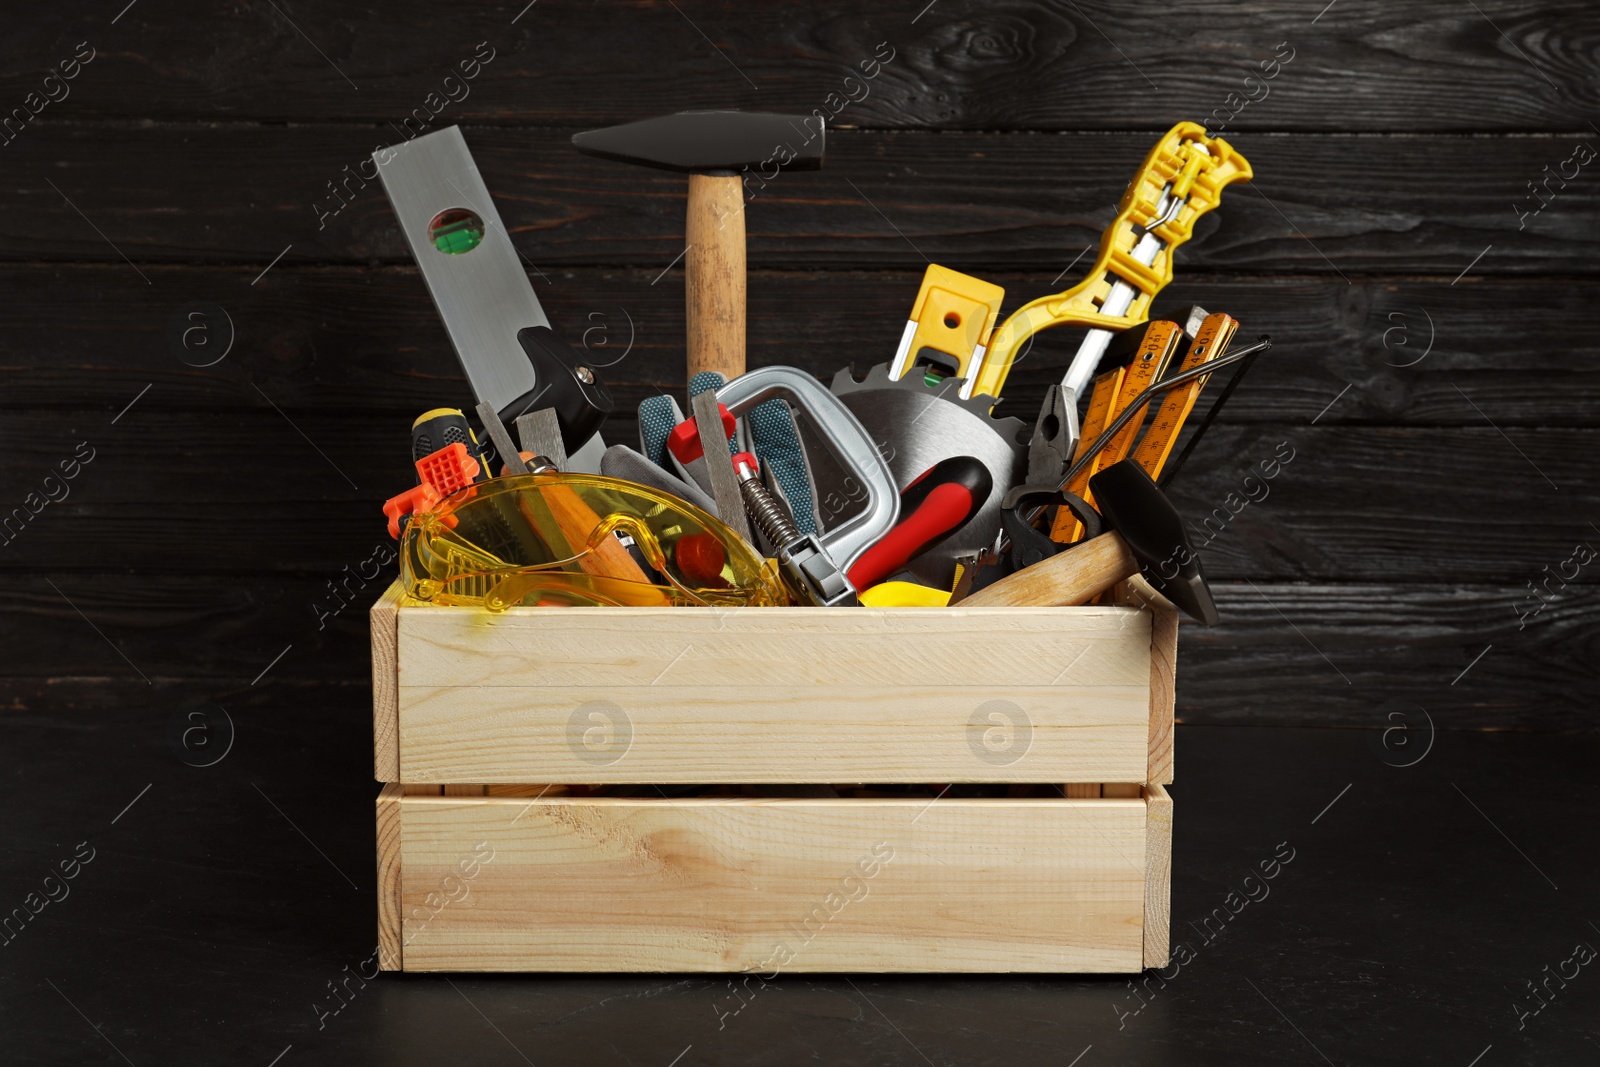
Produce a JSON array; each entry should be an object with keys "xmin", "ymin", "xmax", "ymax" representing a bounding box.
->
[{"xmin": 1025, "ymin": 383, "xmax": 1079, "ymax": 487}]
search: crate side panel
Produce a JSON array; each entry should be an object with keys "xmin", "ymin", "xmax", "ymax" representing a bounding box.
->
[
  {"xmin": 397, "ymin": 796, "xmax": 1148, "ymax": 973},
  {"xmin": 398, "ymin": 684, "xmax": 1150, "ymax": 783},
  {"xmin": 396, "ymin": 606, "xmax": 1151, "ymax": 689}
]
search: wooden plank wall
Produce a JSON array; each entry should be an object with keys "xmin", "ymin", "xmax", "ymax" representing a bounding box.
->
[{"xmin": 0, "ymin": 2, "xmax": 1594, "ymax": 728}]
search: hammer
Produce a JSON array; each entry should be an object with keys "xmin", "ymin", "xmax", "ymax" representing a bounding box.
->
[
  {"xmin": 573, "ymin": 110, "xmax": 825, "ymax": 384},
  {"xmin": 960, "ymin": 459, "xmax": 1218, "ymax": 625}
]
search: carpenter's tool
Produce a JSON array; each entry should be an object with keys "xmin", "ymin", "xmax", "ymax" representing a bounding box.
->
[
  {"xmin": 692, "ymin": 389, "xmax": 755, "ymax": 546},
  {"xmin": 961, "ymin": 459, "xmax": 1217, "ymax": 625},
  {"xmin": 667, "ymin": 402, "xmax": 737, "ymax": 465},
  {"xmin": 476, "ymin": 402, "xmax": 529, "ymax": 476},
  {"xmin": 830, "ymin": 363, "xmax": 1025, "ymax": 589},
  {"xmin": 1052, "ymin": 337, "xmax": 1273, "ymax": 499},
  {"xmin": 1025, "ymin": 386, "xmax": 1074, "ymax": 488},
  {"xmin": 382, "ymin": 441, "xmax": 482, "ymax": 539},
  {"xmin": 375, "ymin": 126, "xmax": 612, "ymax": 472},
  {"xmin": 662, "ymin": 394, "xmax": 735, "ymax": 498},
  {"xmin": 573, "ymin": 110, "xmax": 826, "ymax": 385},
  {"xmin": 733, "ymin": 452, "xmax": 856, "ymax": 606},
  {"xmin": 1128, "ymin": 311, "xmax": 1238, "ymax": 480},
  {"xmin": 887, "ymin": 265, "xmax": 1007, "ymax": 397},
  {"xmin": 410, "ymin": 408, "xmax": 488, "ymax": 473},
  {"xmin": 973, "ymin": 122, "xmax": 1251, "ymax": 442},
  {"xmin": 1051, "ymin": 319, "xmax": 1184, "ymax": 542},
  {"xmin": 964, "ymin": 335, "xmax": 1273, "ymax": 590},
  {"xmin": 716, "ymin": 365, "xmax": 899, "ymax": 574},
  {"xmin": 1155, "ymin": 318, "xmax": 1260, "ymax": 488},
  {"xmin": 516, "ymin": 409, "xmax": 568, "ymax": 471},
  {"xmin": 400, "ymin": 471, "xmax": 789, "ymax": 610},
  {"xmin": 683, "ymin": 369, "xmax": 819, "ymax": 535},
  {"xmin": 847, "ymin": 456, "xmax": 992, "ymax": 592}
]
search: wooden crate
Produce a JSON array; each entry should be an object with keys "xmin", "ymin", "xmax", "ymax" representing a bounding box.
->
[{"xmin": 372, "ymin": 579, "xmax": 1177, "ymax": 973}]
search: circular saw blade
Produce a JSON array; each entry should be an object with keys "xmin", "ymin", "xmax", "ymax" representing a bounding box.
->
[{"xmin": 830, "ymin": 363, "xmax": 1026, "ymax": 590}]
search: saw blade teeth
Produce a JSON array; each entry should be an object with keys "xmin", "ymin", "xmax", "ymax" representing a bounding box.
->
[
  {"xmin": 831, "ymin": 361, "xmax": 1029, "ymax": 438},
  {"xmin": 831, "ymin": 361, "xmax": 895, "ymax": 394}
]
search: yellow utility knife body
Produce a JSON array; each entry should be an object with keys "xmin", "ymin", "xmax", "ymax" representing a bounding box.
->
[
  {"xmin": 886, "ymin": 265, "xmax": 1006, "ymax": 395},
  {"xmin": 974, "ymin": 121, "xmax": 1251, "ymax": 440}
]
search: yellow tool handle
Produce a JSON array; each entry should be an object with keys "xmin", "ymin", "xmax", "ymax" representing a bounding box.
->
[
  {"xmin": 974, "ymin": 122, "xmax": 1252, "ymax": 400},
  {"xmin": 1129, "ymin": 312, "xmax": 1239, "ymax": 480}
]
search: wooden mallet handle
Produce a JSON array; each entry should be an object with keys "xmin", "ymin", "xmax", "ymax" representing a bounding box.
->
[
  {"xmin": 960, "ymin": 533, "xmax": 1138, "ymax": 608},
  {"xmin": 685, "ymin": 173, "xmax": 746, "ymax": 383}
]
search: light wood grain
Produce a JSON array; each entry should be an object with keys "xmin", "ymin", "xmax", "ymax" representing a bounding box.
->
[
  {"xmin": 397, "ymin": 604, "xmax": 1149, "ymax": 688},
  {"xmin": 1065, "ymin": 784, "xmax": 1102, "ymax": 798},
  {"xmin": 376, "ymin": 783, "xmax": 404, "ymax": 972},
  {"xmin": 400, "ymin": 683, "xmax": 1148, "ymax": 784},
  {"xmin": 393, "ymin": 603, "xmax": 1154, "ymax": 783},
  {"xmin": 1143, "ymin": 784, "xmax": 1173, "ymax": 969},
  {"xmin": 395, "ymin": 793, "xmax": 1150, "ymax": 973},
  {"xmin": 1113, "ymin": 576, "xmax": 1178, "ymax": 785},
  {"xmin": 371, "ymin": 580, "xmax": 404, "ymax": 783},
  {"xmin": 685, "ymin": 173, "xmax": 745, "ymax": 384},
  {"xmin": 961, "ymin": 534, "xmax": 1138, "ymax": 608}
]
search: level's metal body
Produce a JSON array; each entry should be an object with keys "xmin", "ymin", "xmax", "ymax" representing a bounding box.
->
[{"xmin": 376, "ymin": 126, "xmax": 606, "ymax": 471}]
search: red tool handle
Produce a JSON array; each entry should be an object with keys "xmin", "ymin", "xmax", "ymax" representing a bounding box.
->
[
  {"xmin": 847, "ymin": 456, "xmax": 992, "ymax": 591},
  {"xmin": 667, "ymin": 403, "xmax": 737, "ymax": 464}
]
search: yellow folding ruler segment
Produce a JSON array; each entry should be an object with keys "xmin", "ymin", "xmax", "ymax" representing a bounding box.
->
[
  {"xmin": 1052, "ymin": 320, "xmax": 1183, "ymax": 543},
  {"xmin": 1129, "ymin": 312, "xmax": 1239, "ymax": 480}
]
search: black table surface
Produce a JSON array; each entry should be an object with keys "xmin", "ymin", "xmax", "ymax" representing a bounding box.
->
[{"xmin": 3, "ymin": 704, "xmax": 1594, "ymax": 1066}]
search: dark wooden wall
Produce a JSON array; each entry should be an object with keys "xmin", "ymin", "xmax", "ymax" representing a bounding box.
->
[{"xmin": 1, "ymin": 1, "xmax": 1595, "ymax": 730}]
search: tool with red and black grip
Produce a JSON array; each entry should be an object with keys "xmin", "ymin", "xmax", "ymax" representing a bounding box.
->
[{"xmin": 847, "ymin": 456, "xmax": 992, "ymax": 592}]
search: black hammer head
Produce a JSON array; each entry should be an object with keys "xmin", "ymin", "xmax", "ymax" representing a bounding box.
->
[
  {"xmin": 572, "ymin": 110, "xmax": 826, "ymax": 175},
  {"xmin": 1088, "ymin": 459, "xmax": 1219, "ymax": 626}
]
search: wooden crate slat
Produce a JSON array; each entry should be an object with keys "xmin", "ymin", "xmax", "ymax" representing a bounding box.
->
[
  {"xmin": 396, "ymin": 793, "xmax": 1150, "ymax": 973},
  {"xmin": 371, "ymin": 581, "xmax": 404, "ymax": 782},
  {"xmin": 397, "ymin": 683, "xmax": 1150, "ymax": 784},
  {"xmin": 396, "ymin": 604, "xmax": 1151, "ymax": 689},
  {"xmin": 1144, "ymin": 784, "xmax": 1174, "ymax": 970}
]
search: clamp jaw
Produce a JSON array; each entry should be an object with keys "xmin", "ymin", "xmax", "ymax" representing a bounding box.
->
[{"xmin": 713, "ymin": 365, "xmax": 899, "ymax": 573}]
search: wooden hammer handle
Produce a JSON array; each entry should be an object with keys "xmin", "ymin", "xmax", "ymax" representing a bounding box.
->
[
  {"xmin": 960, "ymin": 533, "xmax": 1138, "ymax": 608},
  {"xmin": 685, "ymin": 173, "xmax": 746, "ymax": 383}
]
